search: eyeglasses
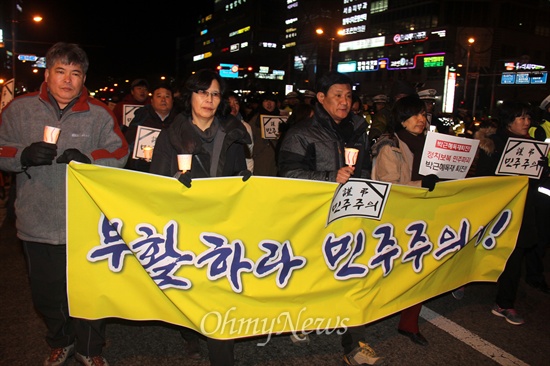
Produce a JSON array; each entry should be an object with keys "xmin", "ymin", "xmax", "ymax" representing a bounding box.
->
[{"xmin": 195, "ymin": 90, "xmax": 221, "ymax": 99}]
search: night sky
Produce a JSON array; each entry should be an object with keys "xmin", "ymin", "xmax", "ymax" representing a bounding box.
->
[{"xmin": 5, "ymin": 0, "xmax": 213, "ymax": 89}]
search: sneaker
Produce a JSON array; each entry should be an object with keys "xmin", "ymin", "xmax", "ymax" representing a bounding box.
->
[
  {"xmin": 290, "ymin": 333, "xmax": 310, "ymax": 345},
  {"xmin": 452, "ymin": 286, "xmax": 465, "ymax": 300},
  {"xmin": 343, "ymin": 341, "xmax": 385, "ymax": 365},
  {"xmin": 491, "ymin": 304, "xmax": 525, "ymax": 325},
  {"xmin": 75, "ymin": 352, "xmax": 109, "ymax": 366},
  {"xmin": 44, "ymin": 344, "xmax": 74, "ymax": 366}
]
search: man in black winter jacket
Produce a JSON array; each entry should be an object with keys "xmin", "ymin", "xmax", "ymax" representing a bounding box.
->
[{"xmin": 277, "ymin": 71, "xmax": 382, "ymax": 366}]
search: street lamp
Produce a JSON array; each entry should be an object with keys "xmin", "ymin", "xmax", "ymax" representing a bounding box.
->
[
  {"xmin": 10, "ymin": 1, "xmax": 43, "ymax": 82},
  {"xmin": 316, "ymin": 28, "xmax": 344, "ymax": 71},
  {"xmin": 463, "ymin": 37, "xmax": 475, "ymax": 104}
]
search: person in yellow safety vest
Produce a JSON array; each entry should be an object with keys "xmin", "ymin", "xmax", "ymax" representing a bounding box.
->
[{"xmin": 529, "ymin": 94, "xmax": 550, "ymax": 166}]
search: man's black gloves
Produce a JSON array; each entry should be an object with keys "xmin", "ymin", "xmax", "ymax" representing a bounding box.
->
[
  {"xmin": 20, "ymin": 141, "xmax": 57, "ymax": 167},
  {"xmin": 176, "ymin": 171, "xmax": 192, "ymax": 188},
  {"xmin": 238, "ymin": 170, "xmax": 252, "ymax": 182},
  {"xmin": 56, "ymin": 149, "xmax": 91, "ymax": 164},
  {"xmin": 421, "ymin": 174, "xmax": 439, "ymax": 192}
]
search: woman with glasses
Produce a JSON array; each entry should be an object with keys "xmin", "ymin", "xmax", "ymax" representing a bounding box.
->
[
  {"xmin": 149, "ymin": 69, "xmax": 251, "ymax": 366},
  {"xmin": 150, "ymin": 69, "xmax": 251, "ymax": 182}
]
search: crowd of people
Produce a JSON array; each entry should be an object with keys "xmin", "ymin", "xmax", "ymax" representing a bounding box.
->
[{"xmin": 0, "ymin": 41, "xmax": 549, "ymax": 366}]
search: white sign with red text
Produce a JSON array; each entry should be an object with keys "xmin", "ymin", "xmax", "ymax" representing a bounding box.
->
[{"xmin": 420, "ymin": 132, "xmax": 479, "ymax": 180}]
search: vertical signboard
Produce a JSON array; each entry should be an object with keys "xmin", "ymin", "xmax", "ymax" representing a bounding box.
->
[{"xmin": 442, "ymin": 66, "xmax": 456, "ymax": 114}]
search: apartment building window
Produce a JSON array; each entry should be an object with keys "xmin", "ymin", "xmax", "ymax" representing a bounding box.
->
[{"xmin": 371, "ymin": 0, "xmax": 388, "ymax": 14}]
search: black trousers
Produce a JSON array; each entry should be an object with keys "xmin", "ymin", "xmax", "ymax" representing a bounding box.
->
[
  {"xmin": 526, "ymin": 192, "xmax": 550, "ymax": 284},
  {"xmin": 22, "ymin": 241, "xmax": 106, "ymax": 356},
  {"xmin": 180, "ymin": 328, "xmax": 234, "ymax": 365},
  {"xmin": 340, "ymin": 325, "xmax": 368, "ymax": 354},
  {"xmin": 207, "ymin": 338, "xmax": 235, "ymax": 366}
]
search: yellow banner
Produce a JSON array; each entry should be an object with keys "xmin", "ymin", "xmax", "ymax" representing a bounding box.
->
[{"xmin": 67, "ymin": 163, "xmax": 527, "ymax": 340}]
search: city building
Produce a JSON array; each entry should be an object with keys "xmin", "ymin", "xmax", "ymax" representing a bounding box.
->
[{"xmin": 183, "ymin": 0, "xmax": 550, "ymax": 119}]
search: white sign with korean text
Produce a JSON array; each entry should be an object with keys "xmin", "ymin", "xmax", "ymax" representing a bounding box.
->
[
  {"xmin": 327, "ymin": 178, "xmax": 391, "ymax": 225},
  {"xmin": 132, "ymin": 126, "xmax": 161, "ymax": 160},
  {"xmin": 260, "ymin": 115, "xmax": 288, "ymax": 139},
  {"xmin": 496, "ymin": 137, "xmax": 549, "ymax": 178},
  {"xmin": 123, "ymin": 104, "xmax": 144, "ymax": 127},
  {"xmin": 0, "ymin": 79, "xmax": 15, "ymax": 112},
  {"xmin": 420, "ymin": 132, "xmax": 479, "ymax": 180}
]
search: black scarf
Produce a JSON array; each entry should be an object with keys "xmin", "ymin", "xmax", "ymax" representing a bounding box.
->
[{"xmin": 396, "ymin": 129, "xmax": 426, "ymax": 180}]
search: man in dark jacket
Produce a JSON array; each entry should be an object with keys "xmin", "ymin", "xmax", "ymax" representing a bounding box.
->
[
  {"xmin": 124, "ymin": 82, "xmax": 179, "ymax": 172},
  {"xmin": 277, "ymin": 71, "xmax": 382, "ymax": 366},
  {"xmin": 113, "ymin": 78, "xmax": 151, "ymax": 131},
  {"xmin": 278, "ymin": 72, "xmax": 371, "ymax": 182}
]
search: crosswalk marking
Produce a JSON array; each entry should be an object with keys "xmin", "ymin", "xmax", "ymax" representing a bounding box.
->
[{"xmin": 421, "ymin": 307, "xmax": 529, "ymax": 366}]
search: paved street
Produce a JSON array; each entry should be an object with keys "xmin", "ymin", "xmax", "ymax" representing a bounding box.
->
[{"xmin": 1, "ymin": 213, "xmax": 549, "ymax": 365}]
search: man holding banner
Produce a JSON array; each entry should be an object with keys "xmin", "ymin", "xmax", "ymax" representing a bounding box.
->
[
  {"xmin": 0, "ymin": 42, "xmax": 128, "ymax": 366},
  {"xmin": 278, "ymin": 71, "xmax": 381, "ymax": 366}
]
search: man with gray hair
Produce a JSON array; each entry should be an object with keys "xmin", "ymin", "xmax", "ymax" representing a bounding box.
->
[{"xmin": 0, "ymin": 42, "xmax": 128, "ymax": 366}]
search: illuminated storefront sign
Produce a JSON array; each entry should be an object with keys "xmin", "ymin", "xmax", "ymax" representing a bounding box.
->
[
  {"xmin": 343, "ymin": 25, "xmax": 367, "ymax": 35},
  {"xmin": 337, "ymin": 61, "xmax": 357, "ymax": 73},
  {"xmin": 193, "ymin": 52, "xmax": 213, "ymax": 62},
  {"xmin": 389, "ymin": 57, "xmax": 414, "ymax": 69},
  {"xmin": 501, "ymin": 71, "xmax": 548, "ymax": 84},
  {"xmin": 287, "ymin": 0, "xmax": 298, "ymax": 10},
  {"xmin": 339, "ymin": 36, "xmax": 385, "ymax": 52},
  {"xmin": 294, "ymin": 55, "xmax": 307, "ymax": 70},
  {"xmin": 342, "ymin": 0, "xmax": 368, "ymax": 35},
  {"xmin": 337, "ymin": 53, "xmax": 445, "ymax": 73},
  {"xmin": 254, "ymin": 72, "xmax": 285, "ymax": 80},
  {"xmin": 443, "ymin": 66, "xmax": 456, "ymax": 114},
  {"xmin": 219, "ymin": 63, "xmax": 239, "ymax": 79},
  {"xmin": 431, "ymin": 29, "xmax": 446, "ymax": 38},
  {"xmin": 229, "ymin": 26, "xmax": 250, "ymax": 37},
  {"xmin": 393, "ymin": 29, "xmax": 446, "ymax": 44},
  {"xmin": 424, "ymin": 56, "xmax": 445, "ymax": 68},
  {"xmin": 225, "ymin": 0, "xmax": 248, "ymax": 11},
  {"xmin": 504, "ymin": 62, "xmax": 545, "ymax": 71},
  {"xmin": 357, "ymin": 60, "xmax": 378, "ymax": 71},
  {"xmin": 393, "ymin": 31, "xmax": 427, "ymax": 44}
]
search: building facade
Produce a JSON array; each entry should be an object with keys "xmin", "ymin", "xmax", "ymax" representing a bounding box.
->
[{"xmin": 181, "ymin": 0, "xmax": 550, "ymax": 118}]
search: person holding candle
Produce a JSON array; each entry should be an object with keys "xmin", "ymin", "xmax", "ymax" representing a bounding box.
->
[
  {"xmin": 278, "ymin": 71, "xmax": 382, "ymax": 366},
  {"xmin": 124, "ymin": 82, "xmax": 179, "ymax": 172},
  {"xmin": 149, "ymin": 68, "xmax": 251, "ymax": 365},
  {"xmin": 0, "ymin": 42, "xmax": 128, "ymax": 366}
]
